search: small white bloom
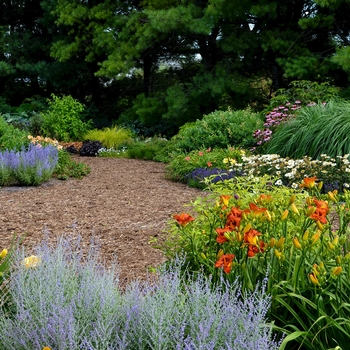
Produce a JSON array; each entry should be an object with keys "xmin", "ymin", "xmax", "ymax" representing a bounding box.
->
[{"xmin": 275, "ymin": 179, "xmax": 283, "ymax": 186}]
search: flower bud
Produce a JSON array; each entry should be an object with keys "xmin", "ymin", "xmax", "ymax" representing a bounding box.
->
[
  {"xmin": 289, "ymin": 194, "xmax": 296, "ymax": 205},
  {"xmin": 318, "ymin": 181, "xmax": 323, "ymax": 190},
  {"xmin": 200, "ymin": 253, "xmax": 207, "ymax": 260},
  {"xmin": 302, "ymin": 230, "xmax": 309, "ymax": 241},
  {"xmin": 344, "ymin": 252, "xmax": 350, "ymax": 260},
  {"xmin": 276, "ymin": 237, "xmax": 285, "ymax": 249},
  {"xmin": 306, "ymin": 206, "xmax": 316, "ymax": 217},
  {"xmin": 290, "ymin": 203, "xmax": 299, "ymax": 214},
  {"xmin": 242, "ymin": 223, "xmax": 252, "ymax": 234},
  {"xmin": 274, "ymin": 249, "xmax": 282, "ymax": 259},
  {"xmin": 217, "ymin": 249, "xmax": 224, "ymax": 259},
  {"xmin": 316, "ymin": 221, "xmax": 324, "ymax": 231},
  {"xmin": 281, "ymin": 210, "xmax": 289, "ymax": 221},
  {"xmin": 235, "ymin": 231, "xmax": 242, "ymax": 242},
  {"xmin": 306, "ymin": 197, "xmax": 313, "ymax": 206},
  {"xmin": 265, "ymin": 210, "xmax": 272, "ymax": 222},
  {"xmin": 0, "ymin": 248, "xmax": 7, "ymax": 259},
  {"xmin": 311, "ymin": 232, "xmax": 321, "ymax": 245},
  {"xmin": 331, "ymin": 266, "xmax": 342, "ymax": 277},
  {"xmin": 327, "ymin": 191, "xmax": 337, "ymax": 203},
  {"xmin": 332, "ymin": 235, "xmax": 339, "ymax": 246},
  {"xmin": 328, "ymin": 242, "xmax": 335, "ymax": 250},
  {"xmin": 309, "ymin": 273, "xmax": 320, "ymax": 286},
  {"xmin": 293, "ymin": 237, "xmax": 302, "ymax": 250},
  {"xmin": 336, "ymin": 255, "xmax": 342, "ymax": 265},
  {"xmin": 269, "ymin": 237, "xmax": 276, "ymax": 248}
]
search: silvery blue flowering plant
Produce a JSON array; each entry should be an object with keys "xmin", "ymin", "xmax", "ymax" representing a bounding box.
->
[{"xmin": 0, "ymin": 143, "xmax": 58, "ymax": 186}]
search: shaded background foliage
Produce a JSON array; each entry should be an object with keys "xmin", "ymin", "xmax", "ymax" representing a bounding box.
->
[{"xmin": 1, "ymin": 0, "xmax": 350, "ymax": 135}]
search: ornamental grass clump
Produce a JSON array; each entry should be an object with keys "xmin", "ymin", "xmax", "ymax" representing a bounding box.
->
[
  {"xmin": 0, "ymin": 235, "xmax": 281, "ymax": 350},
  {"xmin": 0, "ymin": 143, "xmax": 58, "ymax": 186},
  {"xmin": 164, "ymin": 176, "xmax": 350, "ymax": 349}
]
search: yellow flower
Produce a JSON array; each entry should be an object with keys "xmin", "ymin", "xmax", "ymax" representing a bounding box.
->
[
  {"xmin": 281, "ymin": 210, "xmax": 289, "ymax": 221},
  {"xmin": 0, "ymin": 248, "xmax": 8, "ymax": 259},
  {"xmin": 290, "ymin": 203, "xmax": 299, "ymax": 215},
  {"xmin": 309, "ymin": 273, "xmax": 320, "ymax": 286},
  {"xmin": 23, "ymin": 255, "xmax": 41, "ymax": 268},
  {"xmin": 331, "ymin": 266, "xmax": 342, "ymax": 277},
  {"xmin": 42, "ymin": 347, "xmax": 51, "ymax": 350},
  {"xmin": 292, "ymin": 237, "xmax": 302, "ymax": 250}
]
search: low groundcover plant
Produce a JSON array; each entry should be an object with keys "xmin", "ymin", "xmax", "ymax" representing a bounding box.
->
[{"xmin": 0, "ymin": 235, "xmax": 282, "ymax": 350}]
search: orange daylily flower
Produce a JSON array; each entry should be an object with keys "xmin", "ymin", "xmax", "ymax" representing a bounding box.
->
[
  {"xmin": 226, "ymin": 207, "xmax": 247, "ymax": 230},
  {"xmin": 215, "ymin": 227, "xmax": 231, "ymax": 244},
  {"xmin": 247, "ymin": 241, "xmax": 266, "ymax": 257},
  {"xmin": 173, "ymin": 213, "xmax": 194, "ymax": 226},
  {"xmin": 300, "ymin": 177, "xmax": 317, "ymax": 189},
  {"xmin": 257, "ymin": 194, "xmax": 273, "ymax": 204},
  {"xmin": 249, "ymin": 202, "xmax": 267, "ymax": 216},
  {"xmin": 215, "ymin": 253, "xmax": 235, "ymax": 274},
  {"xmin": 244, "ymin": 229, "xmax": 261, "ymax": 246},
  {"xmin": 309, "ymin": 198, "xmax": 329, "ymax": 224}
]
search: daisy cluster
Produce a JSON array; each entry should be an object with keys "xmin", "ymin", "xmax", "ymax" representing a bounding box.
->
[
  {"xmin": 97, "ymin": 147, "xmax": 127, "ymax": 157},
  {"xmin": 228, "ymin": 153, "xmax": 350, "ymax": 191}
]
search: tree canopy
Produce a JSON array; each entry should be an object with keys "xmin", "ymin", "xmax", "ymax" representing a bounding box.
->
[{"xmin": 1, "ymin": 0, "xmax": 350, "ymax": 133}]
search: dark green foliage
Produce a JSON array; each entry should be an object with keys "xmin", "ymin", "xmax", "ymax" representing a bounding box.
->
[
  {"xmin": 266, "ymin": 80, "xmax": 341, "ymax": 112},
  {"xmin": 266, "ymin": 99, "xmax": 350, "ymax": 159},
  {"xmin": 169, "ymin": 109, "xmax": 263, "ymax": 152},
  {"xmin": 126, "ymin": 138, "xmax": 169, "ymax": 161},
  {"xmin": 0, "ymin": 116, "xmax": 28, "ymax": 151}
]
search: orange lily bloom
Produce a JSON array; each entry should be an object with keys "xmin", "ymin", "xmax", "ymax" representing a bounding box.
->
[
  {"xmin": 173, "ymin": 213, "xmax": 194, "ymax": 226},
  {"xmin": 215, "ymin": 253, "xmax": 235, "ymax": 274},
  {"xmin": 249, "ymin": 202, "xmax": 267, "ymax": 216},
  {"xmin": 215, "ymin": 227, "xmax": 230, "ymax": 244},
  {"xmin": 247, "ymin": 241, "xmax": 266, "ymax": 257},
  {"xmin": 257, "ymin": 194, "xmax": 273, "ymax": 204},
  {"xmin": 300, "ymin": 177, "xmax": 317, "ymax": 189},
  {"xmin": 226, "ymin": 207, "xmax": 247, "ymax": 230},
  {"xmin": 244, "ymin": 229, "xmax": 261, "ymax": 245}
]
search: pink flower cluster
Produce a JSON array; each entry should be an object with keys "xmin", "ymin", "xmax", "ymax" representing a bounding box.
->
[{"xmin": 253, "ymin": 101, "xmax": 302, "ymax": 147}]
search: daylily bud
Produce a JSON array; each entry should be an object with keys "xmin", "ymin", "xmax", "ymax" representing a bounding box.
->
[
  {"xmin": 242, "ymin": 223, "xmax": 252, "ymax": 234},
  {"xmin": 328, "ymin": 242, "xmax": 335, "ymax": 250},
  {"xmin": 339, "ymin": 236, "xmax": 347, "ymax": 245},
  {"xmin": 293, "ymin": 237, "xmax": 302, "ymax": 250},
  {"xmin": 200, "ymin": 253, "xmax": 207, "ymax": 260},
  {"xmin": 290, "ymin": 203, "xmax": 299, "ymax": 215},
  {"xmin": 236, "ymin": 231, "xmax": 242, "ymax": 242},
  {"xmin": 224, "ymin": 231, "xmax": 231, "ymax": 241},
  {"xmin": 281, "ymin": 210, "xmax": 289, "ymax": 221},
  {"xmin": 318, "ymin": 181, "xmax": 323, "ymax": 190},
  {"xmin": 276, "ymin": 237, "xmax": 285, "ymax": 249},
  {"xmin": 344, "ymin": 252, "xmax": 350, "ymax": 261},
  {"xmin": 303, "ymin": 230, "xmax": 309, "ymax": 241},
  {"xmin": 269, "ymin": 237, "xmax": 276, "ymax": 248},
  {"xmin": 289, "ymin": 194, "xmax": 296, "ymax": 205},
  {"xmin": 265, "ymin": 210, "xmax": 272, "ymax": 222},
  {"xmin": 309, "ymin": 273, "xmax": 320, "ymax": 286},
  {"xmin": 0, "ymin": 248, "xmax": 7, "ymax": 259},
  {"xmin": 336, "ymin": 256, "xmax": 342, "ymax": 265},
  {"xmin": 306, "ymin": 206, "xmax": 316, "ymax": 217},
  {"xmin": 332, "ymin": 235, "xmax": 339, "ymax": 246},
  {"xmin": 274, "ymin": 249, "xmax": 282, "ymax": 259},
  {"xmin": 306, "ymin": 197, "xmax": 313, "ymax": 206},
  {"xmin": 327, "ymin": 191, "xmax": 337, "ymax": 203},
  {"xmin": 217, "ymin": 249, "xmax": 224, "ymax": 259},
  {"xmin": 316, "ymin": 221, "xmax": 324, "ymax": 231},
  {"xmin": 331, "ymin": 266, "xmax": 342, "ymax": 276},
  {"xmin": 311, "ymin": 232, "xmax": 321, "ymax": 244}
]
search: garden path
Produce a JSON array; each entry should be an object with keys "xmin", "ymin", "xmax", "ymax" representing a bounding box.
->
[{"xmin": 0, "ymin": 157, "xmax": 205, "ymax": 284}]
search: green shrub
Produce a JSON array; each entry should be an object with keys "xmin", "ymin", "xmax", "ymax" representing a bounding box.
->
[
  {"xmin": 40, "ymin": 94, "xmax": 92, "ymax": 141},
  {"xmin": 53, "ymin": 150, "xmax": 90, "ymax": 180},
  {"xmin": 165, "ymin": 147, "xmax": 247, "ymax": 182},
  {"xmin": 0, "ymin": 116, "xmax": 28, "ymax": 151},
  {"xmin": 125, "ymin": 138, "xmax": 169, "ymax": 161},
  {"xmin": 84, "ymin": 126, "xmax": 133, "ymax": 149},
  {"xmin": 266, "ymin": 100, "xmax": 350, "ymax": 159},
  {"xmin": 170, "ymin": 108, "xmax": 263, "ymax": 152}
]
